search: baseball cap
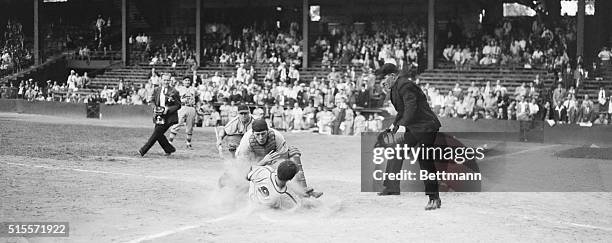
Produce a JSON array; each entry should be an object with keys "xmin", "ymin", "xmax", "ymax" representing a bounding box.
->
[
  {"xmin": 252, "ymin": 119, "xmax": 268, "ymax": 132},
  {"xmin": 375, "ymin": 63, "xmax": 398, "ymax": 79},
  {"xmin": 238, "ymin": 105, "xmax": 249, "ymax": 113}
]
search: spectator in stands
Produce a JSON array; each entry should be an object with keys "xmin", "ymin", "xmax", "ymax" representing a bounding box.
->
[
  {"xmin": 579, "ymin": 95, "xmax": 594, "ymax": 123},
  {"xmin": 81, "ymin": 72, "xmax": 90, "ymax": 88},
  {"xmin": 598, "ymin": 47, "xmax": 611, "ymax": 66},
  {"xmin": 443, "ymin": 45, "xmax": 454, "ymax": 62},
  {"xmin": 95, "ymin": 14, "xmax": 105, "ymax": 40},
  {"xmin": 598, "ymin": 87, "xmax": 607, "ymax": 111},
  {"xmin": 565, "ymin": 95, "xmax": 577, "ymax": 124},
  {"xmin": 561, "ymin": 65, "xmax": 572, "ymax": 89},
  {"xmin": 594, "ymin": 113, "xmax": 608, "ymax": 125},
  {"xmin": 554, "ymin": 98, "xmax": 567, "ymax": 124},
  {"xmin": 573, "ymin": 65, "xmax": 585, "ymax": 91},
  {"xmin": 552, "ymin": 83, "xmax": 566, "ymax": 108},
  {"xmin": 452, "ymin": 46, "xmax": 462, "ymax": 70},
  {"xmin": 590, "ymin": 62, "xmax": 602, "ymax": 81},
  {"xmin": 316, "ymin": 107, "xmax": 333, "ymax": 135}
]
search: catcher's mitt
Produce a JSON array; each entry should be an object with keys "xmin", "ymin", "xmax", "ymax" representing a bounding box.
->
[{"xmin": 374, "ymin": 129, "xmax": 405, "ymax": 148}]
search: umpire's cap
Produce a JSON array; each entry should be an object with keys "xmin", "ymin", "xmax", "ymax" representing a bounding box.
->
[{"xmin": 375, "ymin": 63, "xmax": 399, "ymax": 79}]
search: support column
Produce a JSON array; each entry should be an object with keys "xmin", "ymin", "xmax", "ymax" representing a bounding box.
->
[
  {"xmin": 302, "ymin": 0, "xmax": 309, "ymax": 69},
  {"xmin": 427, "ymin": 0, "xmax": 435, "ymax": 70},
  {"xmin": 196, "ymin": 0, "xmax": 202, "ymax": 67},
  {"xmin": 121, "ymin": 0, "xmax": 128, "ymax": 66},
  {"xmin": 577, "ymin": 0, "xmax": 585, "ymax": 59},
  {"xmin": 33, "ymin": 0, "xmax": 40, "ymax": 65}
]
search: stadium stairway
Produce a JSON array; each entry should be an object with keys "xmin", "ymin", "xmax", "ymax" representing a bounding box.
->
[
  {"xmin": 577, "ymin": 62, "xmax": 612, "ymax": 99},
  {"xmin": 87, "ymin": 62, "xmax": 364, "ymax": 90}
]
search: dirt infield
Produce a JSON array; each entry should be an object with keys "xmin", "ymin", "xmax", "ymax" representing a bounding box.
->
[{"xmin": 1, "ymin": 112, "xmax": 612, "ymax": 242}]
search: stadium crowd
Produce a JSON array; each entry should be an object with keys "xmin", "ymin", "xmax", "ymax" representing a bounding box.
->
[
  {"xmin": 42, "ymin": 13, "xmax": 116, "ymax": 61},
  {"xmin": 130, "ymin": 33, "xmax": 198, "ymax": 70},
  {"xmin": 134, "ymin": 65, "xmax": 387, "ymax": 135},
  {"xmin": 200, "ymin": 23, "xmax": 304, "ymax": 67},
  {"xmin": 419, "ymin": 77, "xmax": 611, "ymax": 125},
  {"xmin": 313, "ymin": 20, "xmax": 427, "ymax": 71},
  {"xmin": 441, "ymin": 16, "xmax": 578, "ymax": 72},
  {"xmin": 1, "ymin": 19, "xmax": 32, "ymax": 77}
]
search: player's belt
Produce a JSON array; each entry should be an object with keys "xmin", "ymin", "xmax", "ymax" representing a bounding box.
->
[{"xmin": 181, "ymin": 103, "xmax": 195, "ymax": 107}]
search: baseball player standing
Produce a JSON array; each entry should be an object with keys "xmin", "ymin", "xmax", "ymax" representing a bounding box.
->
[{"xmin": 169, "ymin": 77, "xmax": 199, "ymax": 148}]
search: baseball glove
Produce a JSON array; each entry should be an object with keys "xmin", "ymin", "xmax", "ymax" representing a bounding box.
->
[{"xmin": 374, "ymin": 129, "xmax": 405, "ymax": 148}]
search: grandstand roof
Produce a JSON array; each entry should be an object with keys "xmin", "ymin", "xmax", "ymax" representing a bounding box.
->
[{"xmin": 0, "ymin": 0, "xmax": 545, "ymax": 7}]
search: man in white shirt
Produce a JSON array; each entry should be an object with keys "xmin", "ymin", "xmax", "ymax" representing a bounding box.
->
[
  {"xmin": 66, "ymin": 70, "xmax": 78, "ymax": 91},
  {"xmin": 443, "ymin": 45, "xmax": 454, "ymax": 62},
  {"xmin": 528, "ymin": 98, "xmax": 540, "ymax": 118},
  {"xmin": 598, "ymin": 47, "xmax": 611, "ymax": 65},
  {"xmin": 598, "ymin": 87, "xmax": 607, "ymax": 110}
]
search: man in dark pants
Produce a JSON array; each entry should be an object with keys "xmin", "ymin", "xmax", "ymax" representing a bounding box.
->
[
  {"xmin": 376, "ymin": 63, "xmax": 443, "ymax": 211},
  {"xmin": 139, "ymin": 75, "xmax": 182, "ymax": 156}
]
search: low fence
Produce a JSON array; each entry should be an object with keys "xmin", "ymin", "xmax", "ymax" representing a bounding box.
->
[{"xmin": 0, "ymin": 99, "xmax": 152, "ymax": 122}]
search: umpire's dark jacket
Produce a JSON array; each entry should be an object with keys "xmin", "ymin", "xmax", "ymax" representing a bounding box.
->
[
  {"xmin": 390, "ymin": 72, "xmax": 441, "ymax": 132},
  {"xmin": 152, "ymin": 87, "xmax": 181, "ymax": 124}
]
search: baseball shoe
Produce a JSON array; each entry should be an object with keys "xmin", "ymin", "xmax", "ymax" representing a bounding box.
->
[
  {"xmin": 165, "ymin": 148, "xmax": 176, "ymax": 156},
  {"xmin": 304, "ymin": 188, "xmax": 324, "ymax": 198},
  {"xmin": 425, "ymin": 198, "xmax": 442, "ymax": 210},
  {"xmin": 308, "ymin": 190, "xmax": 324, "ymax": 198},
  {"xmin": 137, "ymin": 149, "xmax": 145, "ymax": 157}
]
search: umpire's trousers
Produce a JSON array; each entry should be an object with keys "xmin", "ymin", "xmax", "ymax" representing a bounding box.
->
[
  {"xmin": 383, "ymin": 131, "xmax": 439, "ymax": 197},
  {"xmin": 140, "ymin": 122, "xmax": 177, "ymax": 155}
]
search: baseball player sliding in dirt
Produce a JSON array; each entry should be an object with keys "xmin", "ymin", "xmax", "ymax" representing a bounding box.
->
[{"xmin": 247, "ymin": 160, "xmax": 300, "ymax": 209}]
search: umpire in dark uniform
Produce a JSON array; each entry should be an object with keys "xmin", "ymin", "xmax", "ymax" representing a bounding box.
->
[
  {"xmin": 376, "ymin": 63, "xmax": 443, "ymax": 210},
  {"xmin": 139, "ymin": 75, "xmax": 181, "ymax": 156}
]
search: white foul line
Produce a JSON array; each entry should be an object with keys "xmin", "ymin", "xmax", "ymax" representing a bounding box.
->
[{"xmin": 123, "ymin": 212, "xmax": 243, "ymax": 243}]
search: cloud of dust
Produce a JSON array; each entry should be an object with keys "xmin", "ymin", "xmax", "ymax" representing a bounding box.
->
[
  {"xmin": 196, "ymin": 157, "xmax": 346, "ymax": 222},
  {"xmin": 198, "ymin": 157, "xmax": 253, "ymax": 214}
]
